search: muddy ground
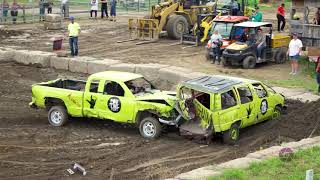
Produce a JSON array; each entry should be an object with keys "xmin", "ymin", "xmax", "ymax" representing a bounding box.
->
[
  {"xmin": 0, "ymin": 14, "xmax": 315, "ymax": 86},
  {"xmin": 0, "ymin": 62, "xmax": 319, "ymax": 179}
]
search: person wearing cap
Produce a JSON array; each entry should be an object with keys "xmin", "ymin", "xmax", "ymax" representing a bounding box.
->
[
  {"xmin": 67, "ymin": 16, "xmax": 81, "ymax": 57},
  {"xmin": 287, "ymin": 33, "xmax": 303, "ymax": 75},
  {"xmin": 252, "ymin": 7, "xmax": 262, "ymax": 22}
]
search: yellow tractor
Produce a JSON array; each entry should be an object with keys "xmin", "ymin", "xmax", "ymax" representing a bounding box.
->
[{"xmin": 128, "ymin": 0, "xmax": 216, "ymax": 41}]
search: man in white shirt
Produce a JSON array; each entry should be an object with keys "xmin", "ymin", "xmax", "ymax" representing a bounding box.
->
[
  {"xmin": 287, "ymin": 33, "xmax": 303, "ymax": 75},
  {"xmin": 61, "ymin": 0, "xmax": 69, "ymax": 17}
]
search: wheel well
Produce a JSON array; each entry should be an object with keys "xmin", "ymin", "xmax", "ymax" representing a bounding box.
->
[
  {"xmin": 45, "ymin": 97, "xmax": 66, "ymax": 111},
  {"xmin": 135, "ymin": 110, "xmax": 159, "ymax": 126},
  {"xmin": 233, "ymin": 120, "xmax": 242, "ymax": 127}
]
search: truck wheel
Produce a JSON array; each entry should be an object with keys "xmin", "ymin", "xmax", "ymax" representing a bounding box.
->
[
  {"xmin": 48, "ymin": 105, "xmax": 68, "ymax": 127},
  {"xmin": 243, "ymin": 56, "xmax": 256, "ymax": 69},
  {"xmin": 274, "ymin": 50, "xmax": 286, "ymax": 64},
  {"xmin": 166, "ymin": 15, "xmax": 189, "ymax": 40},
  {"xmin": 221, "ymin": 57, "xmax": 230, "ymax": 67},
  {"xmin": 139, "ymin": 117, "xmax": 162, "ymax": 139},
  {"xmin": 223, "ymin": 123, "xmax": 239, "ymax": 145},
  {"xmin": 272, "ymin": 106, "xmax": 282, "ymax": 120}
]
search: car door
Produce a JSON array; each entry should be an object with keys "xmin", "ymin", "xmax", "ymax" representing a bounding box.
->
[
  {"xmin": 216, "ymin": 88, "xmax": 241, "ymax": 132},
  {"xmin": 94, "ymin": 80, "xmax": 135, "ymax": 123},
  {"xmin": 83, "ymin": 78, "xmax": 102, "ymax": 118},
  {"xmin": 235, "ymin": 85, "xmax": 256, "ymax": 127},
  {"xmin": 251, "ymin": 83, "xmax": 274, "ymax": 122}
]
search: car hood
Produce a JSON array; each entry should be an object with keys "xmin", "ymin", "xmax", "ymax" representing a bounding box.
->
[{"xmin": 135, "ymin": 90, "xmax": 177, "ymax": 106}]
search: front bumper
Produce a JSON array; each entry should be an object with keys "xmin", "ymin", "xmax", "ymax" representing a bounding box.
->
[{"xmin": 222, "ymin": 51, "xmax": 246, "ymax": 62}]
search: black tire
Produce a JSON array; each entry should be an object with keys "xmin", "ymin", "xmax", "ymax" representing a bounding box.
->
[
  {"xmin": 139, "ymin": 116, "xmax": 162, "ymax": 139},
  {"xmin": 273, "ymin": 106, "xmax": 282, "ymax": 120},
  {"xmin": 223, "ymin": 123, "xmax": 240, "ymax": 145},
  {"xmin": 274, "ymin": 49, "xmax": 286, "ymax": 64},
  {"xmin": 48, "ymin": 105, "xmax": 68, "ymax": 127},
  {"xmin": 242, "ymin": 56, "xmax": 256, "ymax": 69},
  {"xmin": 221, "ymin": 57, "xmax": 230, "ymax": 67},
  {"xmin": 166, "ymin": 15, "xmax": 189, "ymax": 40}
]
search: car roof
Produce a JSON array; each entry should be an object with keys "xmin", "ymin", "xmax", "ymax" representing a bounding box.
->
[
  {"xmin": 181, "ymin": 75, "xmax": 260, "ymax": 94},
  {"xmin": 234, "ymin": 21, "xmax": 272, "ymax": 28},
  {"xmin": 90, "ymin": 71, "xmax": 143, "ymax": 82},
  {"xmin": 213, "ymin": 16, "xmax": 249, "ymax": 22}
]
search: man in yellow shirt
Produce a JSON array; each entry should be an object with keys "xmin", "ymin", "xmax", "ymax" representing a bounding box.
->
[{"xmin": 67, "ymin": 16, "xmax": 81, "ymax": 57}]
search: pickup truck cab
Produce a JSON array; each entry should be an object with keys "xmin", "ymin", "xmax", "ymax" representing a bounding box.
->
[
  {"xmin": 30, "ymin": 71, "xmax": 178, "ymax": 139},
  {"xmin": 177, "ymin": 75, "xmax": 285, "ymax": 144}
]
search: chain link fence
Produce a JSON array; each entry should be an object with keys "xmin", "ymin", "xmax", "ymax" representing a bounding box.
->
[{"xmin": 0, "ymin": 0, "xmax": 159, "ymax": 25}]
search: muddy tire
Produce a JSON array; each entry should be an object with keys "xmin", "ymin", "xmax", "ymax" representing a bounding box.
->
[
  {"xmin": 274, "ymin": 49, "xmax": 286, "ymax": 64},
  {"xmin": 272, "ymin": 106, "xmax": 282, "ymax": 120},
  {"xmin": 242, "ymin": 56, "xmax": 256, "ymax": 69},
  {"xmin": 166, "ymin": 15, "xmax": 189, "ymax": 40},
  {"xmin": 48, "ymin": 105, "xmax": 68, "ymax": 127},
  {"xmin": 223, "ymin": 123, "xmax": 239, "ymax": 145},
  {"xmin": 139, "ymin": 116, "xmax": 162, "ymax": 139}
]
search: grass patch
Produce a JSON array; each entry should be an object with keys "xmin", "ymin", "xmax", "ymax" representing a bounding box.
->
[
  {"xmin": 265, "ymin": 56, "xmax": 319, "ymax": 92},
  {"xmin": 209, "ymin": 146, "xmax": 320, "ymax": 180}
]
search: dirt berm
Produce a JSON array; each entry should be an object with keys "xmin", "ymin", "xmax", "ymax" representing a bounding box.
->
[{"xmin": 0, "ymin": 62, "xmax": 319, "ymax": 180}]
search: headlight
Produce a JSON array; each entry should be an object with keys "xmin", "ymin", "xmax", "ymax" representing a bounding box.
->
[{"xmin": 239, "ymin": 51, "xmax": 242, "ymax": 53}]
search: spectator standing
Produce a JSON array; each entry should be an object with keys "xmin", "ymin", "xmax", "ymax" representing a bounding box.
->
[
  {"xmin": 67, "ymin": 16, "xmax": 81, "ymax": 57},
  {"xmin": 101, "ymin": 0, "xmax": 109, "ymax": 19},
  {"xmin": 47, "ymin": 0, "xmax": 53, "ymax": 14},
  {"xmin": 61, "ymin": 0, "xmax": 69, "ymax": 18},
  {"xmin": 11, "ymin": 0, "xmax": 20, "ymax": 24},
  {"xmin": 277, "ymin": 3, "xmax": 285, "ymax": 32},
  {"xmin": 316, "ymin": 56, "xmax": 320, "ymax": 93},
  {"xmin": 287, "ymin": 33, "xmax": 303, "ymax": 75},
  {"xmin": 1, "ymin": 0, "xmax": 9, "ymax": 22},
  {"xmin": 110, "ymin": 0, "xmax": 117, "ymax": 21},
  {"xmin": 210, "ymin": 30, "xmax": 223, "ymax": 65},
  {"xmin": 90, "ymin": 0, "xmax": 98, "ymax": 19},
  {"xmin": 231, "ymin": 0, "xmax": 238, "ymax": 16},
  {"xmin": 255, "ymin": 28, "xmax": 266, "ymax": 61},
  {"xmin": 252, "ymin": 7, "xmax": 262, "ymax": 22},
  {"xmin": 39, "ymin": 0, "xmax": 45, "ymax": 21}
]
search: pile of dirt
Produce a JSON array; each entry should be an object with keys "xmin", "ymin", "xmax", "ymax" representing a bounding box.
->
[{"xmin": 0, "ymin": 29, "xmax": 23, "ymax": 39}]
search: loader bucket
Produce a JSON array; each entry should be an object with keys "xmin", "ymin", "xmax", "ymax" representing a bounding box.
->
[{"xmin": 128, "ymin": 18, "xmax": 160, "ymax": 41}]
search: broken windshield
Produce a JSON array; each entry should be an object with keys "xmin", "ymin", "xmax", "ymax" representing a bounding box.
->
[{"xmin": 125, "ymin": 77, "xmax": 155, "ymax": 95}]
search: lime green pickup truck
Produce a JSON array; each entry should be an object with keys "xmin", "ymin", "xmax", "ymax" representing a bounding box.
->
[{"xmin": 30, "ymin": 71, "xmax": 180, "ymax": 139}]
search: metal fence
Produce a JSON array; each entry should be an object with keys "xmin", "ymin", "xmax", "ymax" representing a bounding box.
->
[{"xmin": 0, "ymin": 0, "xmax": 159, "ymax": 25}]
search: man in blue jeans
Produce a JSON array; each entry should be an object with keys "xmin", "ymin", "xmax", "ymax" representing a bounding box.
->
[
  {"xmin": 67, "ymin": 16, "xmax": 81, "ymax": 57},
  {"xmin": 255, "ymin": 28, "xmax": 266, "ymax": 61}
]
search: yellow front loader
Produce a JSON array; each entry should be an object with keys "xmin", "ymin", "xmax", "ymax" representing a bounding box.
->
[{"xmin": 128, "ymin": 0, "xmax": 215, "ymax": 41}]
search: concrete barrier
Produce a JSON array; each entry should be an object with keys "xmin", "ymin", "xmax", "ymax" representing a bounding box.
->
[
  {"xmin": 50, "ymin": 56, "xmax": 70, "ymax": 70},
  {"xmin": 0, "ymin": 49, "xmax": 14, "ymax": 62},
  {"xmin": 135, "ymin": 63, "xmax": 169, "ymax": 82},
  {"xmin": 159, "ymin": 66, "xmax": 193, "ymax": 84},
  {"xmin": 45, "ymin": 14, "xmax": 63, "ymax": 22},
  {"xmin": 88, "ymin": 59, "xmax": 121, "ymax": 74},
  {"xmin": 108, "ymin": 63, "xmax": 136, "ymax": 72},
  {"xmin": 69, "ymin": 56, "xmax": 97, "ymax": 73}
]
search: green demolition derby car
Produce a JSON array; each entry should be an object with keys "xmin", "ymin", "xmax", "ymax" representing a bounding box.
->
[{"xmin": 30, "ymin": 71, "xmax": 285, "ymax": 144}]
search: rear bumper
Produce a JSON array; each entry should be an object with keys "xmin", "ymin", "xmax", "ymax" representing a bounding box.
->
[{"xmin": 29, "ymin": 102, "xmax": 38, "ymax": 109}]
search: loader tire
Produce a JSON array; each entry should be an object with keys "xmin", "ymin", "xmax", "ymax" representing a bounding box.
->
[
  {"xmin": 48, "ymin": 105, "xmax": 68, "ymax": 127},
  {"xmin": 166, "ymin": 15, "xmax": 189, "ymax": 40},
  {"xmin": 139, "ymin": 116, "xmax": 162, "ymax": 139},
  {"xmin": 274, "ymin": 49, "xmax": 286, "ymax": 64},
  {"xmin": 223, "ymin": 123, "xmax": 239, "ymax": 145},
  {"xmin": 243, "ymin": 56, "xmax": 256, "ymax": 69}
]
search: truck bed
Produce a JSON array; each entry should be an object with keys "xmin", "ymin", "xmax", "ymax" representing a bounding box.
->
[{"xmin": 41, "ymin": 79, "xmax": 87, "ymax": 91}]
